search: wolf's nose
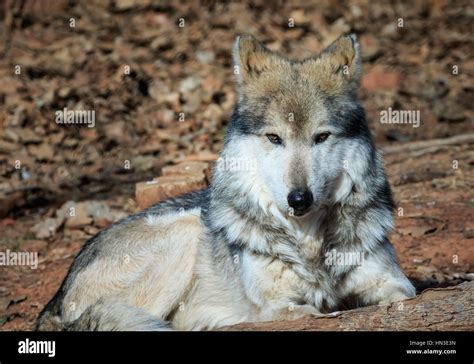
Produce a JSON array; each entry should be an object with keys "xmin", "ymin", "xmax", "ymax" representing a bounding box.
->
[{"xmin": 287, "ymin": 189, "xmax": 313, "ymax": 215}]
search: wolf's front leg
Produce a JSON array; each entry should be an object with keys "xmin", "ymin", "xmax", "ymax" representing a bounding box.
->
[
  {"xmin": 343, "ymin": 250, "xmax": 416, "ymax": 306},
  {"xmin": 362, "ymin": 278, "xmax": 415, "ymax": 305},
  {"xmin": 259, "ymin": 303, "xmax": 321, "ymax": 322}
]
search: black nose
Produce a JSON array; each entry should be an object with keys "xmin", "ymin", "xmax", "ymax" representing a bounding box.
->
[{"xmin": 287, "ymin": 189, "xmax": 313, "ymax": 215}]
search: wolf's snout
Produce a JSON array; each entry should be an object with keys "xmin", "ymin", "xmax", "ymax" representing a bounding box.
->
[{"xmin": 287, "ymin": 189, "xmax": 313, "ymax": 215}]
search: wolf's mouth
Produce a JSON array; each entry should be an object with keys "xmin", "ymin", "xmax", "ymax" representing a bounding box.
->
[
  {"xmin": 288, "ymin": 205, "xmax": 316, "ymax": 218},
  {"xmin": 292, "ymin": 209, "xmax": 311, "ymax": 217}
]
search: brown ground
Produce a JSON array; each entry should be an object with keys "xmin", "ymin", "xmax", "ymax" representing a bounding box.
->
[{"xmin": 0, "ymin": 0, "xmax": 473, "ymax": 331}]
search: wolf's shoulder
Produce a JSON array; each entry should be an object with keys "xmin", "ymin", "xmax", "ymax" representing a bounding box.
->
[{"xmin": 64, "ymin": 189, "xmax": 209, "ymax": 278}]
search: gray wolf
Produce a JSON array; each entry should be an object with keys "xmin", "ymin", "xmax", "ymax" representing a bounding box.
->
[{"xmin": 36, "ymin": 34, "xmax": 415, "ymax": 331}]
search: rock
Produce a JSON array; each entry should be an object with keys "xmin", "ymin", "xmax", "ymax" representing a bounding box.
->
[
  {"xmin": 84, "ymin": 201, "xmax": 111, "ymax": 221},
  {"xmin": 289, "ymin": 9, "xmax": 311, "ymax": 26},
  {"xmin": 114, "ymin": 0, "xmax": 151, "ymax": 11},
  {"xmin": 58, "ymin": 87, "xmax": 73, "ymax": 99},
  {"xmin": 148, "ymin": 79, "xmax": 171, "ymax": 103},
  {"xmin": 150, "ymin": 35, "xmax": 173, "ymax": 51},
  {"xmin": 104, "ymin": 121, "xmax": 129, "ymax": 143},
  {"xmin": 2, "ymin": 128, "xmax": 20, "ymax": 143},
  {"xmin": 136, "ymin": 174, "xmax": 207, "ymax": 209},
  {"xmin": 64, "ymin": 228, "xmax": 88, "ymax": 240},
  {"xmin": 179, "ymin": 76, "xmax": 201, "ymax": 94},
  {"xmin": 179, "ymin": 76, "xmax": 203, "ymax": 114},
  {"xmin": 56, "ymin": 201, "xmax": 76, "ymax": 223},
  {"xmin": 84, "ymin": 226, "xmax": 100, "ymax": 236},
  {"xmin": 138, "ymin": 138, "xmax": 161, "ymax": 155},
  {"xmin": 156, "ymin": 109, "xmax": 175, "ymax": 125},
  {"xmin": 85, "ymin": 201, "xmax": 127, "ymax": 227},
  {"xmin": 135, "ymin": 181, "xmax": 160, "ymax": 209},
  {"xmin": 60, "ymin": 200, "xmax": 126, "ymax": 228},
  {"xmin": 303, "ymin": 36, "xmax": 321, "ymax": 54},
  {"xmin": 162, "ymin": 161, "xmax": 209, "ymax": 177},
  {"xmin": 381, "ymin": 22, "xmax": 398, "ymax": 38},
  {"xmin": 182, "ymin": 152, "xmax": 219, "ymax": 163},
  {"xmin": 285, "ymin": 28, "xmax": 304, "ymax": 40},
  {"xmin": 0, "ymin": 139, "xmax": 20, "ymax": 153},
  {"xmin": 196, "ymin": 51, "xmax": 215, "ymax": 64},
  {"xmin": 8, "ymin": 106, "xmax": 28, "ymax": 127},
  {"xmin": 202, "ymin": 74, "xmax": 223, "ymax": 96},
  {"xmin": 155, "ymin": 129, "xmax": 180, "ymax": 143},
  {"xmin": 182, "ymin": 90, "xmax": 202, "ymax": 114},
  {"xmin": 164, "ymin": 92, "xmax": 181, "ymax": 110},
  {"xmin": 203, "ymin": 104, "xmax": 223, "ymax": 123},
  {"xmin": 79, "ymin": 128, "xmax": 98, "ymax": 142},
  {"xmin": 31, "ymin": 218, "xmax": 62, "ymax": 239},
  {"xmin": 65, "ymin": 203, "xmax": 93, "ymax": 228},
  {"xmin": 131, "ymin": 155, "xmax": 157, "ymax": 172},
  {"xmin": 19, "ymin": 128, "xmax": 42, "ymax": 143}
]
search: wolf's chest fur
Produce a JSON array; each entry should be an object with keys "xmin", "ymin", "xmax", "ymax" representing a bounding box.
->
[
  {"xmin": 171, "ymin": 203, "xmax": 365, "ymax": 330},
  {"xmin": 204, "ymin": 199, "xmax": 359, "ymax": 312}
]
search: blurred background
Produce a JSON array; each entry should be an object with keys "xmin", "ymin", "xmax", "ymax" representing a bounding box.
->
[{"xmin": 0, "ymin": 0, "xmax": 472, "ymax": 330}]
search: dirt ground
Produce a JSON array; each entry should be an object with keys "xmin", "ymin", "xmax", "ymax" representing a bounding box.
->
[{"xmin": 0, "ymin": 0, "xmax": 473, "ymax": 331}]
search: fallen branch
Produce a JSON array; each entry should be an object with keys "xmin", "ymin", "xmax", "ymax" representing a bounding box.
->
[
  {"xmin": 221, "ymin": 281, "xmax": 474, "ymax": 331},
  {"xmin": 382, "ymin": 133, "xmax": 474, "ymax": 155}
]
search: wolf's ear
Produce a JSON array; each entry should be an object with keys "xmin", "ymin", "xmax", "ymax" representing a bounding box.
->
[
  {"xmin": 304, "ymin": 34, "xmax": 362, "ymax": 94},
  {"xmin": 233, "ymin": 35, "xmax": 278, "ymax": 85}
]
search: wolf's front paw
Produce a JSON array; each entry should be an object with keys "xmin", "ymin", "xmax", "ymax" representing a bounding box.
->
[
  {"xmin": 283, "ymin": 304, "xmax": 322, "ymax": 320},
  {"xmin": 379, "ymin": 291, "xmax": 415, "ymax": 305},
  {"xmin": 377, "ymin": 282, "xmax": 416, "ymax": 305},
  {"xmin": 261, "ymin": 304, "xmax": 321, "ymax": 321}
]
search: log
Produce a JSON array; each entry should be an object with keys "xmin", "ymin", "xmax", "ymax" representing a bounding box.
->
[
  {"xmin": 221, "ymin": 281, "xmax": 474, "ymax": 331},
  {"xmin": 381, "ymin": 133, "xmax": 474, "ymax": 155}
]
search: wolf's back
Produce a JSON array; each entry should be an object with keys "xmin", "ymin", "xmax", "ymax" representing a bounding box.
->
[{"xmin": 35, "ymin": 190, "xmax": 208, "ymax": 331}]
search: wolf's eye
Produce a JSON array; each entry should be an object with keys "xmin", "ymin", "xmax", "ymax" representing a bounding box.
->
[
  {"xmin": 314, "ymin": 132, "xmax": 331, "ymax": 144},
  {"xmin": 266, "ymin": 134, "xmax": 283, "ymax": 145}
]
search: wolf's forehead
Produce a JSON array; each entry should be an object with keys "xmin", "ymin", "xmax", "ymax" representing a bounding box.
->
[{"xmin": 264, "ymin": 79, "xmax": 329, "ymax": 132}]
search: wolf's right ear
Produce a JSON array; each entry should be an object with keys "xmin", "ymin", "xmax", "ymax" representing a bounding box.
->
[
  {"xmin": 303, "ymin": 34, "xmax": 362, "ymax": 95},
  {"xmin": 233, "ymin": 35, "xmax": 277, "ymax": 85}
]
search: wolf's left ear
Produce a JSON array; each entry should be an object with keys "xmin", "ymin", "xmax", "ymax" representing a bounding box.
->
[
  {"xmin": 305, "ymin": 34, "xmax": 362, "ymax": 94},
  {"xmin": 232, "ymin": 35, "xmax": 279, "ymax": 85}
]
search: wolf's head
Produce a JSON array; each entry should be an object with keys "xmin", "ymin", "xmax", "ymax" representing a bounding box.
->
[{"xmin": 216, "ymin": 34, "xmax": 391, "ymax": 220}]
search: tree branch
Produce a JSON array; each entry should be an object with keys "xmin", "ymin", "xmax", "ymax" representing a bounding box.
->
[{"xmin": 220, "ymin": 282, "xmax": 474, "ymax": 331}]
